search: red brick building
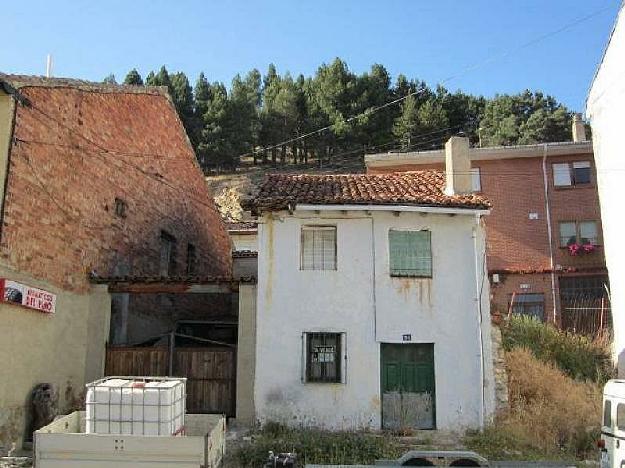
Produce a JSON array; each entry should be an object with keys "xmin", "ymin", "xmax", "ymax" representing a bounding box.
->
[
  {"xmin": 0, "ymin": 75, "xmax": 231, "ymax": 287},
  {"xmin": 0, "ymin": 74, "xmax": 231, "ymax": 449},
  {"xmin": 366, "ymin": 128, "xmax": 608, "ymax": 331}
]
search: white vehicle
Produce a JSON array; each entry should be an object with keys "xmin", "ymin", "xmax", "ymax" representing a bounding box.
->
[{"xmin": 600, "ymin": 380, "xmax": 625, "ymax": 468}]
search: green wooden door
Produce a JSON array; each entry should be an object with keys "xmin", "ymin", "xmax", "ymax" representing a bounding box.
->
[{"xmin": 381, "ymin": 343, "xmax": 435, "ymax": 430}]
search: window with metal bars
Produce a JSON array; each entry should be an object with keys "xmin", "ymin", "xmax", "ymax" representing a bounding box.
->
[
  {"xmin": 389, "ymin": 230, "xmax": 432, "ymax": 277},
  {"xmin": 301, "ymin": 226, "xmax": 337, "ymax": 270},
  {"xmin": 305, "ymin": 332, "xmax": 342, "ymax": 383}
]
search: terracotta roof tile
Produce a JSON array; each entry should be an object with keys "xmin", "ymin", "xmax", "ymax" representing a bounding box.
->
[{"xmin": 247, "ymin": 171, "xmax": 491, "ymax": 212}]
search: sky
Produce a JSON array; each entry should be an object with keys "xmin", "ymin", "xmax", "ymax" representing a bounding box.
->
[{"xmin": 1, "ymin": 1, "xmax": 621, "ymax": 112}]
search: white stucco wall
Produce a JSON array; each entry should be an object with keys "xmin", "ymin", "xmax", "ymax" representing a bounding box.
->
[
  {"xmin": 254, "ymin": 209, "xmax": 494, "ymax": 431},
  {"xmin": 587, "ymin": 4, "xmax": 625, "ymax": 375}
]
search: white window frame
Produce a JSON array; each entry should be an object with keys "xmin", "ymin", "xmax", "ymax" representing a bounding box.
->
[
  {"xmin": 300, "ymin": 225, "xmax": 337, "ymax": 271},
  {"xmin": 558, "ymin": 220, "xmax": 600, "ymax": 246},
  {"xmin": 553, "ymin": 161, "xmax": 592, "ymax": 187},
  {"xmin": 471, "ymin": 167, "xmax": 481, "ymax": 192}
]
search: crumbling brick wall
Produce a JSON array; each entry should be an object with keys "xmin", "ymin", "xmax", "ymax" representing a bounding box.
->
[{"xmin": 0, "ymin": 83, "xmax": 232, "ymax": 292}]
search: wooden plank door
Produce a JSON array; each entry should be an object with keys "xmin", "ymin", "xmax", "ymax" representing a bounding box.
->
[
  {"xmin": 105, "ymin": 346, "xmax": 236, "ymax": 417},
  {"xmin": 105, "ymin": 347, "xmax": 169, "ymax": 376},
  {"xmin": 173, "ymin": 348, "xmax": 236, "ymax": 417},
  {"xmin": 381, "ymin": 343, "xmax": 435, "ymax": 430}
]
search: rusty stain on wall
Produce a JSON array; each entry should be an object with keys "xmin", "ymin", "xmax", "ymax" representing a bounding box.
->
[{"xmin": 392, "ymin": 278, "xmax": 433, "ymax": 307}]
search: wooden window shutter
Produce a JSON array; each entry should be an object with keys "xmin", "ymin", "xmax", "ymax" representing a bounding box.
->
[{"xmin": 389, "ymin": 230, "xmax": 432, "ymax": 277}]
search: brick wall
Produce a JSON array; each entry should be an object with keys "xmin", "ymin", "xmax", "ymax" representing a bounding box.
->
[
  {"xmin": 369, "ymin": 153, "xmax": 605, "ymax": 273},
  {"xmin": 1, "ymin": 84, "xmax": 232, "ymax": 292},
  {"xmin": 490, "ymin": 273, "xmax": 557, "ymax": 323},
  {"xmin": 369, "ymin": 151, "xmax": 607, "ymax": 322}
]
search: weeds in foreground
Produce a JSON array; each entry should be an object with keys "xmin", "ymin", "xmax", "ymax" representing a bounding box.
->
[
  {"xmin": 231, "ymin": 423, "xmax": 403, "ymax": 467},
  {"xmin": 465, "ymin": 347, "xmax": 602, "ymax": 461}
]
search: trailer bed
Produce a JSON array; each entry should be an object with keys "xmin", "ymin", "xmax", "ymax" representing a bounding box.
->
[{"xmin": 34, "ymin": 411, "xmax": 225, "ymax": 468}]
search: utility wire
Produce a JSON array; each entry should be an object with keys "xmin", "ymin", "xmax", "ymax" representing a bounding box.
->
[
  {"xmin": 241, "ymin": 3, "xmax": 614, "ymax": 159},
  {"xmin": 19, "ymin": 101, "xmax": 222, "ymax": 215}
]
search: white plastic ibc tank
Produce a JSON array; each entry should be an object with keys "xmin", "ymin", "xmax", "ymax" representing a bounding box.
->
[{"xmin": 85, "ymin": 377, "xmax": 185, "ymax": 436}]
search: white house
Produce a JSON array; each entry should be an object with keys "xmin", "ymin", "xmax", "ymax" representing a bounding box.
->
[
  {"xmin": 247, "ymin": 136, "xmax": 496, "ymax": 431},
  {"xmin": 586, "ymin": 3, "xmax": 625, "ymax": 375}
]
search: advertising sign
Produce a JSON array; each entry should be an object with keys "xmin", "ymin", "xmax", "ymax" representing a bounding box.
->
[{"xmin": 0, "ymin": 279, "xmax": 56, "ymax": 314}]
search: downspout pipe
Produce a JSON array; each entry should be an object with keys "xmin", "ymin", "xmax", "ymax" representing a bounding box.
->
[
  {"xmin": 473, "ymin": 213, "xmax": 486, "ymax": 429},
  {"xmin": 542, "ymin": 145, "xmax": 558, "ymax": 323}
]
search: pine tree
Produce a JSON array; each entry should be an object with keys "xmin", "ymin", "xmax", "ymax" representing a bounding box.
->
[
  {"xmin": 393, "ymin": 94, "xmax": 420, "ymax": 150},
  {"xmin": 124, "ymin": 69, "xmax": 143, "ymax": 85},
  {"xmin": 103, "ymin": 74, "xmax": 117, "ymax": 85},
  {"xmin": 170, "ymin": 72, "xmax": 194, "ymax": 123}
]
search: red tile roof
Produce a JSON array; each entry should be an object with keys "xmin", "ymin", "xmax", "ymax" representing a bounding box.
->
[{"xmin": 248, "ymin": 171, "xmax": 491, "ymax": 212}]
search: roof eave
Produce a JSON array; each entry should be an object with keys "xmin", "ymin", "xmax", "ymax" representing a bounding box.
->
[{"xmin": 294, "ymin": 203, "xmax": 490, "ymax": 215}]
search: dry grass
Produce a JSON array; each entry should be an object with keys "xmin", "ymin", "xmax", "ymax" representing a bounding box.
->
[
  {"xmin": 501, "ymin": 315, "xmax": 612, "ymax": 383},
  {"xmin": 466, "ymin": 347, "xmax": 602, "ymax": 461}
]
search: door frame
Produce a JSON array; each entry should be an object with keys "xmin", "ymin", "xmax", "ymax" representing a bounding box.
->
[{"xmin": 380, "ymin": 342, "xmax": 436, "ymax": 430}]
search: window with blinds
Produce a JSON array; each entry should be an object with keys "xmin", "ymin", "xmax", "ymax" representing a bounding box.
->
[
  {"xmin": 301, "ymin": 226, "xmax": 337, "ymax": 270},
  {"xmin": 389, "ymin": 230, "xmax": 432, "ymax": 277}
]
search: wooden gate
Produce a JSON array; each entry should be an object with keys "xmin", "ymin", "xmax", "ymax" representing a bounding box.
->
[{"xmin": 105, "ymin": 346, "xmax": 236, "ymax": 416}]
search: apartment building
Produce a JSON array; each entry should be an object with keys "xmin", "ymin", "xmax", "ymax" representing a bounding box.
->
[{"xmin": 366, "ymin": 120, "xmax": 608, "ymax": 332}]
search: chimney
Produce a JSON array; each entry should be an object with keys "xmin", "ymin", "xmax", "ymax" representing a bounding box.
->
[
  {"xmin": 444, "ymin": 136, "xmax": 472, "ymax": 195},
  {"xmin": 572, "ymin": 113, "xmax": 587, "ymax": 142}
]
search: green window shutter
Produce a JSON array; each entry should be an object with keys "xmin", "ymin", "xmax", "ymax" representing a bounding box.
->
[{"xmin": 389, "ymin": 230, "xmax": 432, "ymax": 277}]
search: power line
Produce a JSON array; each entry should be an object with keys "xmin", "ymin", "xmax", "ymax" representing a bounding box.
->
[
  {"xmin": 19, "ymin": 100, "xmax": 223, "ymax": 215},
  {"xmin": 241, "ymin": 3, "xmax": 614, "ymax": 159}
]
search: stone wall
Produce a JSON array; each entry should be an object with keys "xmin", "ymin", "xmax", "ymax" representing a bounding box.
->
[{"xmin": 490, "ymin": 323, "xmax": 509, "ymax": 415}]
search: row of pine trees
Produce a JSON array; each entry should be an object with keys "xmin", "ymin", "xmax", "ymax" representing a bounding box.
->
[{"xmin": 104, "ymin": 58, "xmax": 574, "ymax": 172}]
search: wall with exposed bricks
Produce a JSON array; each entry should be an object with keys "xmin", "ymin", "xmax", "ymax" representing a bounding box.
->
[
  {"xmin": 0, "ymin": 84, "xmax": 231, "ymax": 293},
  {"xmin": 0, "ymin": 81, "xmax": 231, "ymax": 452},
  {"xmin": 368, "ymin": 152, "xmax": 607, "ymax": 321}
]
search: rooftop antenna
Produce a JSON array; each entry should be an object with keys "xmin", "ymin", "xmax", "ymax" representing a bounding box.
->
[{"xmin": 46, "ymin": 54, "xmax": 53, "ymax": 78}]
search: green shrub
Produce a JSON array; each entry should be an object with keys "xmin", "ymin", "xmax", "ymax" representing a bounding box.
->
[
  {"xmin": 231, "ymin": 425, "xmax": 403, "ymax": 467},
  {"xmin": 501, "ymin": 315, "xmax": 612, "ymax": 383}
]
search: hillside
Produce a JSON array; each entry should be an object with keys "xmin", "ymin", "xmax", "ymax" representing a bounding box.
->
[{"xmin": 206, "ymin": 154, "xmax": 366, "ymax": 203}]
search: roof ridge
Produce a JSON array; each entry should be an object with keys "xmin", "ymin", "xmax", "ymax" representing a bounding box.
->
[{"xmin": 0, "ymin": 73, "xmax": 168, "ymax": 96}]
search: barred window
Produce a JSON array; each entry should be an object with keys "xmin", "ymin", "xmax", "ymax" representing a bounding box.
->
[
  {"xmin": 301, "ymin": 226, "xmax": 337, "ymax": 270},
  {"xmin": 389, "ymin": 230, "xmax": 432, "ymax": 277},
  {"xmin": 305, "ymin": 332, "xmax": 342, "ymax": 383}
]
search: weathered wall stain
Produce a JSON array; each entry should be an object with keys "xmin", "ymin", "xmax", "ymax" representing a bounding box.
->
[{"xmin": 392, "ymin": 278, "xmax": 433, "ymax": 308}]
